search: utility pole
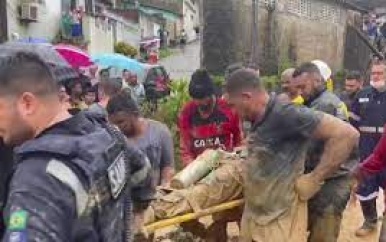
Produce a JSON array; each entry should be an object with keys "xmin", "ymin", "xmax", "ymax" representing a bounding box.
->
[
  {"xmin": 249, "ymin": 0, "xmax": 259, "ymax": 69},
  {"xmin": 0, "ymin": 0, "xmax": 8, "ymax": 43}
]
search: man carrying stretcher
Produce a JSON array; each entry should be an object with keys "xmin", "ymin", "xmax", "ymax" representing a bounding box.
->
[{"xmin": 224, "ymin": 68, "xmax": 358, "ymax": 242}]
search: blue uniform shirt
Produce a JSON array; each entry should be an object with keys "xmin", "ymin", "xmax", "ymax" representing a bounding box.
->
[{"xmin": 351, "ymin": 86, "xmax": 386, "ymax": 160}]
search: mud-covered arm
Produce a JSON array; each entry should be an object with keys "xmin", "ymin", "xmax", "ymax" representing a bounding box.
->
[
  {"xmin": 311, "ymin": 113, "xmax": 359, "ymax": 182},
  {"xmin": 3, "ymin": 159, "xmax": 77, "ymax": 242}
]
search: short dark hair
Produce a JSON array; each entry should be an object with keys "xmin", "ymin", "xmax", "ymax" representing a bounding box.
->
[
  {"xmin": 292, "ymin": 62, "xmax": 321, "ymax": 78},
  {"xmin": 106, "ymin": 91, "xmax": 140, "ymax": 116},
  {"xmin": 345, "ymin": 70, "xmax": 362, "ymax": 81},
  {"xmin": 189, "ymin": 69, "xmax": 215, "ymax": 99},
  {"xmin": 225, "ymin": 68, "xmax": 261, "ymax": 94},
  {"xmin": 100, "ymin": 77, "xmax": 122, "ymax": 96},
  {"xmin": 225, "ymin": 63, "xmax": 244, "ymax": 79},
  {"xmin": 0, "ymin": 52, "xmax": 57, "ymax": 96}
]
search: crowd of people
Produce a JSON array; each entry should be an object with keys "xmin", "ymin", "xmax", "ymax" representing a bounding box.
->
[
  {"xmin": 363, "ymin": 13, "xmax": 386, "ymax": 54},
  {"xmin": 1, "ymin": 46, "xmax": 386, "ymax": 242}
]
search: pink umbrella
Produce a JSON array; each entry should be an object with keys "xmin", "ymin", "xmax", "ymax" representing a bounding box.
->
[{"xmin": 54, "ymin": 44, "xmax": 93, "ymax": 69}]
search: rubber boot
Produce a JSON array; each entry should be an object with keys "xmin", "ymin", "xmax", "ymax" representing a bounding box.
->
[{"xmin": 355, "ymin": 199, "xmax": 378, "ymax": 237}]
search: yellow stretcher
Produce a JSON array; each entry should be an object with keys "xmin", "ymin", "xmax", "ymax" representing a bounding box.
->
[{"xmin": 144, "ymin": 199, "xmax": 244, "ymax": 234}]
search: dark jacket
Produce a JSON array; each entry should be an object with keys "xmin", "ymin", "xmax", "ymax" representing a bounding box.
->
[
  {"xmin": 350, "ymin": 86, "xmax": 386, "ymax": 161},
  {"xmin": 2, "ymin": 112, "xmax": 149, "ymax": 242}
]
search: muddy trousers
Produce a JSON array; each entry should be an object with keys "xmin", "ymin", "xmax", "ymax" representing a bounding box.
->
[
  {"xmin": 307, "ymin": 175, "xmax": 351, "ymax": 242},
  {"xmin": 239, "ymin": 199, "xmax": 308, "ymax": 242}
]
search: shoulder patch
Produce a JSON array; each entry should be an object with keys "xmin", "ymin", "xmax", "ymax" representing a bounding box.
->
[
  {"xmin": 359, "ymin": 98, "xmax": 369, "ymax": 103},
  {"xmin": 8, "ymin": 231, "xmax": 27, "ymax": 242},
  {"xmin": 107, "ymin": 152, "xmax": 127, "ymax": 198},
  {"xmin": 8, "ymin": 210, "xmax": 28, "ymax": 231}
]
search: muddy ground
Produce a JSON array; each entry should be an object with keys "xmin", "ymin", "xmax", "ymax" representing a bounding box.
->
[{"xmin": 154, "ymin": 196, "xmax": 385, "ymax": 242}]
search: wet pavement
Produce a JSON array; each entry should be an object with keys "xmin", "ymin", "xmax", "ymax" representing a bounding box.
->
[{"xmin": 160, "ymin": 41, "xmax": 201, "ymax": 80}]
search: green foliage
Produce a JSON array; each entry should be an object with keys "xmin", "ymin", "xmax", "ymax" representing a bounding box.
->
[
  {"xmin": 212, "ymin": 75, "xmax": 225, "ymax": 88},
  {"xmin": 260, "ymin": 75, "xmax": 280, "ymax": 91},
  {"xmin": 159, "ymin": 48, "xmax": 175, "ymax": 59},
  {"xmin": 114, "ymin": 42, "xmax": 138, "ymax": 57},
  {"xmin": 278, "ymin": 57, "xmax": 294, "ymax": 75},
  {"xmin": 333, "ymin": 69, "xmax": 347, "ymax": 92}
]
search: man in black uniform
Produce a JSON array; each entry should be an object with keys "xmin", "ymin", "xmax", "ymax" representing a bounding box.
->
[
  {"xmin": 339, "ymin": 70, "xmax": 363, "ymax": 110},
  {"xmin": 0, "ymin": 51, "xmax": 149, "ymax": 241}
]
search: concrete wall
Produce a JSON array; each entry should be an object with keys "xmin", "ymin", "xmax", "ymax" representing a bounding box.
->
[
  {"xmin": 115, "ymin": 21, "xmax": 141, "ymax": 46},
  {"xmin": 83, "ymin": 15, "xmax": 114, "ymax": 54},
  {"xmin": 104, "ymin": 10, "xmax": 141, "ymax": 47},
  {"xmin": 140, "ymin": 14, "xmax": 156, "ymax": 38},
  {"xmin": 183, "ymin": 0, "xmax": 199, "ymax": 41},
  {"xmin": 275, "ymin": 11, "xmax": 346, "ymax": 71},
  {"xmin": 202, "ymin": 0, "xmax": 349, "ymax": 74},
  {"xmin": 7, "ymin": 0, "xmax": 62, "ymax": 41}
]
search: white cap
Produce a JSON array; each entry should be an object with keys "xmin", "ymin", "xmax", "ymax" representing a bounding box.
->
[{"xmin": 311, "ymin": 60, "xmax": 332, "ymax": 82}]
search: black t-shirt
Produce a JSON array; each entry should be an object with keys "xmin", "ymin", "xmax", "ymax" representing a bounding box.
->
[{"xmin": 245, "ymin": 97, "xmax": 322, "ymax": 225}]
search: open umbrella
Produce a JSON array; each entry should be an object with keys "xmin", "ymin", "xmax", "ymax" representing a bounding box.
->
[
  {"xmin": 0, "ymin": 42, "xmax": 79, "ymax": 82},
  {"xmin": 91, "ymin": 53, "xmax": 144, "ymax": 75},
  {"xmin": 54, "ymin": 44, "xmax": 93, "ymax": 69}
]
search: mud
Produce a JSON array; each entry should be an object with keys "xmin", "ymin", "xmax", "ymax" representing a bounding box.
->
[{"xmin": 154, "ymin": 195, "xmax": 385, "ymax": 242}]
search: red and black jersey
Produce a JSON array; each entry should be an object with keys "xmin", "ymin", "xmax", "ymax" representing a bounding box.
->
[{"xmin": 178, "ymin": 99, "xmax": 242, "ymax": 166}]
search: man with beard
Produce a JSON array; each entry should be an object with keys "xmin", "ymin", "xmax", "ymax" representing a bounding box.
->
[
  {"xmin": 178, "ymin": 69, "xmax": 242, "ymax": 166},
  {"xmin": 225, "ymin": 68, "xmax": 358, "ymax": 242},
  {"xmin": 292, "ymin": 62, "xmax": 356, "ymax": 242},
  {"xmin": 339, "ymin": 71, "xmax": 363, "ymax": 110},
  {"xmin": 350, "ymin": 61, "xmax": 386, "ymax": 237},
  {"xmin": 106, "ymin": 92, "xmax": 173, "ymax": 241},
  {"xmin": 177, "ymin": 69, "xmax": 242, "ymax": 241},
  {"xmin": 107, "ymin": 91, "xmax": 174, "ymax": 187},
  {"xmin": 0, "ymin": 51, "xmax": 137, "ymax": 241}
]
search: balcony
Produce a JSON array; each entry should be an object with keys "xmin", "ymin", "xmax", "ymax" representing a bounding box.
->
[{"xmin": 54, "ymin": 11, "xmax": 87, "ymax": 47}]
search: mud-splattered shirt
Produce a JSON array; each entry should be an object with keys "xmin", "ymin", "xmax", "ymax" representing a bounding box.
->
[{"xmin": 245, "ymin": 97, "xmax": 322, "ymax": 225}]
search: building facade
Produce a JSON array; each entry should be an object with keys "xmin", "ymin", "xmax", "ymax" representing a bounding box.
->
[
  {"xmin": 7, "ymin": 0, "xmax": 62, "ymax": 41},
  {"xmin": 182, "ymin": 0, "xmax": 199, "ymax": 42}
]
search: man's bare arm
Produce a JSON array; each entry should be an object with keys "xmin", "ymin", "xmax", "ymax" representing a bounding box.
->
[
  {"xmin": 311, "ymin": 113, "xmax": 359, "ymax": 182},
  {"xmin": 161, "ymin": 166, "xmax": 175, "ymax": 186}
]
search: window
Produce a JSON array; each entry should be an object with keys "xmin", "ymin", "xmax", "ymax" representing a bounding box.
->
[{"xmin": 286, "ymin": 0, "xmax": 341, "ymax": 24}]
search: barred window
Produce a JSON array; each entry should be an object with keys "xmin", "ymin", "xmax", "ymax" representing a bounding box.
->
[{"xmin": 285, "ymin": 0, "xmax": 342, "ymax": 24}]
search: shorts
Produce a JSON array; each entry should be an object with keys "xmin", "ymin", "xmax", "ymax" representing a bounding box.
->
[{"xmin": 240, "ymin": 199, "xmax": 308, "ymax": 242}]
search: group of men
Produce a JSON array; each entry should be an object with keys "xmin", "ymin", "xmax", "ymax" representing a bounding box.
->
[
  {"xmin": 277, "ymin": 60, "xmax": 386, "ymax": 241},
  {"xmin": 1, "ymin": 45, "xmax": 386, "ymax": 242},
  {"xmin": 59, "ymin": 66, "xmax": 147, "ymax": 115},
  {"xmin": 176, "ymin": 60, "xmax": 386, "ymax": 242},
  {"xmin": 0, "ymin": 50, "xmax": 177, "ymax": 241}
]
